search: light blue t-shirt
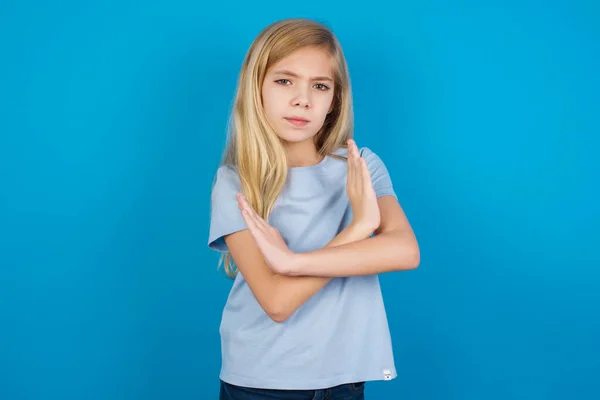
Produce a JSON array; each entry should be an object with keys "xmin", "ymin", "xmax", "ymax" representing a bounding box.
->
[{"xmin": 207, "ymin": 146, "xmax": 398, "ymax": 390}]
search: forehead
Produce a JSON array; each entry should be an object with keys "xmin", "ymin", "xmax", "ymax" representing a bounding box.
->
[{"xmin": 269, "ymin": 47, "xmax": 334, "ymax": 76}]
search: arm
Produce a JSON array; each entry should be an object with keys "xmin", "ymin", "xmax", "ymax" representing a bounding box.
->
[
  {"xmin": 224, "ymin": 220, "xmax": 372, "ymax": 323},
  {"xmin": 225, "ymin": 139, "xmax": 379, "ymax": 322},
  {"xmin": 287, "ymin": 195, "xmax": 420, "ymax": 277}
]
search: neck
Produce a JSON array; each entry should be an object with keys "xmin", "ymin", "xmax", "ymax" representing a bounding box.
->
[{"xmin": 284, "ymin": 139, "xmax": 323, "ymax": 168}]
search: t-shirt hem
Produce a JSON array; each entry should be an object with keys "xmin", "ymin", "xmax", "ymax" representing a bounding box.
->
[
  {"xmin": 219, "ymin": 370, "xmax": 398, "ymax": 390},
  {"xmin": 207, "ymin": 226, "xmax": 248, "ymax": 252},
  {"xmin": 376, "ymin": 189, "xmax": 397, "ymax": 199}
]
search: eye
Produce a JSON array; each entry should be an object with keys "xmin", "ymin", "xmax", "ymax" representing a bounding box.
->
[
  {"xmin": 314, "ymin": 83, "xmax": 331, "ymax": 91},
  {"xmin": 275, "ymin": 79, "xmax": 291, "ymax": 85}
]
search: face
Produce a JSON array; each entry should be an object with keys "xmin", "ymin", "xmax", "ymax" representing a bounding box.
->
[{"xmin": 261, "ymin": 46, "xmax": 336, "ymax": 145}]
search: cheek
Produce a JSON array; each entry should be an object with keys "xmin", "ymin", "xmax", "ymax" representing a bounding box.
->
[
  {"xmin": 317, "ymin": 93, "xmax": 335, "ymax": 118},
  {"xmin": 262, "ymin": 88, "xmax": 283, "ymax": 118}
]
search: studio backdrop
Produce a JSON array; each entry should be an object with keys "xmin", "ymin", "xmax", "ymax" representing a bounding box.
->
[{"xmin": 1, "ymin": 1, "xmax": 598, "ymax": 399}]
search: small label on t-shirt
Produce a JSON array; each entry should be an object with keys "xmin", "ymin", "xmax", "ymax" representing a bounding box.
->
[{"xmin": 383, "ymin": 369, "xmax": 392, "ymax": 380}]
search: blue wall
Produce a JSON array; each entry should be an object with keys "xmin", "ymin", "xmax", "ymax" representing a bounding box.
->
[{"xmin": 1, "ymin": 1, "xmax": 598, "ymax": 399}]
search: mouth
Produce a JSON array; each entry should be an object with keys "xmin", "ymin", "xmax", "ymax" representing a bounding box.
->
[{"xmin": 284, "ymin": 117, "xmax": 310, "ymax": 127}]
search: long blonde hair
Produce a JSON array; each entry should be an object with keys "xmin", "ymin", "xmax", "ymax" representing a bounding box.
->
[{"xmin": 218, "ymin": 18, "xmax": 354, "ymax": 278}]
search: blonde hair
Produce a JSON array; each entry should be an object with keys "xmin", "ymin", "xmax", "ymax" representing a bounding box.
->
[{"xmin": 217, "ymin": 18, "xmax": 354, "ymax": 278}]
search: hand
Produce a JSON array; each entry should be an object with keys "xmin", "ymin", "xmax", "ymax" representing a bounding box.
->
[
  {"xmin": 236, "ymin": 193, "xmax": 299, "ymax": 275},
  {"xmin": 346, "ymin": 139, "xmax": 380, "ymax": 235}
]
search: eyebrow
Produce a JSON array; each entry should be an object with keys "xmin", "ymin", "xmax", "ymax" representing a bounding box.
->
[{"xmin": 272, "ymin": 69, "xmax": 334, "ymax": 82}]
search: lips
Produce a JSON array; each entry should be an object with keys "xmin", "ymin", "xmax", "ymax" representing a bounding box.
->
[{"xmin": 285, "ymin": 117, "xmax": 310, "ymax": 127}]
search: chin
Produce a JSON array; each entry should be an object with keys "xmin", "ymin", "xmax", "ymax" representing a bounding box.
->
[{"xmin": 276, "ymin": 130, "xmax": 317, "ymax": 144}]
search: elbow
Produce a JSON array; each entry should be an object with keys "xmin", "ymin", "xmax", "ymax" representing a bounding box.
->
[
  {"xmin": 264, "ymin": 299, "xmax": 293, "ymax": 323},
  {"xmin": 266, "ymin": 306, "xmax": 291, "ymax": 323},
  {"xmin": 260, "ymin": 282, "xmax": 295, "ymax": 323},
  {"xmin": 408, "ymin": 244, "xmax": 420, "ymax": 269},
  {"xmin": 408, "ymin": 247, "xmax": 420, "ymax": 269},
  {"xmin": 397, "ymin": 242, "xmax": 420, "ymax": 270},
  {"xmin": 389, "ymin": 231, "xmax": 420, "ymax": 271},
  {"xmin": 268, "ymin": 312, "xmax": 289, "ymax": 323}
]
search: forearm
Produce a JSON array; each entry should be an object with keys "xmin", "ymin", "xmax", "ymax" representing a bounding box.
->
[
  {"xmin": 270, "ymin": 222, "xmax": 370, "ymax": 321},
  {"xmin": 289, "ymin": 229, "xmax": 420, "ymax": 278}
]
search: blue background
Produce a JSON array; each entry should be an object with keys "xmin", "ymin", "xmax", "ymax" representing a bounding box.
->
[{"xmin": 1, "ymin": 1, "xmax": 598, "ymax": 399}]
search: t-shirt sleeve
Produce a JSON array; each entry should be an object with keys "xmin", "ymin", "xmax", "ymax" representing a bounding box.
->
[
  {"xmin": 360, "ymin": 147, "xmax": 397, "ymax": 199},
  {"xmin": 207, "ymin": 165, "xmax": 248, "ymax": 252}
]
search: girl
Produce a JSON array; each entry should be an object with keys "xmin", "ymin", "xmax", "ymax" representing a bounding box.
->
[{"xmin": 208, "ymin": 18, "xmax": 419, "ymax": 400}]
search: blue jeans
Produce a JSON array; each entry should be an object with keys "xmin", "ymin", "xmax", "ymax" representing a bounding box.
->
[{"xmin": 219, "ymin": 380, "xmax": 366, "ymax": 400}]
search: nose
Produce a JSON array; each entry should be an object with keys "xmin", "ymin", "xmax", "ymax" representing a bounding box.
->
[{"xmin": 291, "ymin": 86, "xmax": 311, "ymax": 108}]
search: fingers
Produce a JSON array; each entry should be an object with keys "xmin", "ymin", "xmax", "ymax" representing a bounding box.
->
[
  {"xmin": 239, "ymin": 201, "xmax": 259, "ymax": 234},
  {"xmin": 347, "ymin": 139, "xmax": 363, "ymax": 192},
  {"xmin": 348, "ymin": 139, "xmax": 359, "ymax": 190},
  {"xmin": 346, "ymin": 139, "xmax": 354, "ymax": 189},
  {"xmin": 361, "ymin": 157, "xmax": 374, "ymax": 190},
  {"xmin": 347, "ymin": 139, "xmax": 374, "ymax": 195},
  {"xmin": 237, "ymin": 193, "xmax": 269, "ymax": 232},
  {"xmin": 353, "ymin": 141, "xmax": 363, "ymax": 190}
]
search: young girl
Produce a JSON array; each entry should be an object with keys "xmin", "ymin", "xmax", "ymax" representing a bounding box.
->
[{"xmin": 208, "ymin": 18, "xmax": 419, "ymax": 400}]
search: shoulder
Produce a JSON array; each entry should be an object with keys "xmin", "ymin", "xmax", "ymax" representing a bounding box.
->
[
  {"xmin": 211, "ymin": 164, "xmax": 241, "ymax": 195},
  {"xmin": 359, "ymin": 146, "xmax": 378, "ymax": 159},
  {"xmin": 359, "ymin": 146, "xmax": 387, "ymax": 169},
  {"xmin": 358, "ymin": 146, "xmax": 396, "ymax": 196},
  {"xmin": 214, "ymin": 163, "xmax": 238, "ymax": 179}
]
